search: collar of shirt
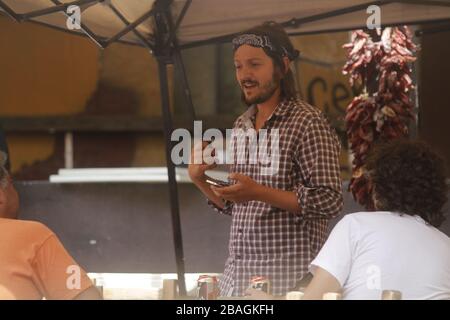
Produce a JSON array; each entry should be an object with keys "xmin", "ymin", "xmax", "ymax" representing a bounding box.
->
[{"xmin": 239, "ymin": 98, "xmax": 294, "ymax": 129}]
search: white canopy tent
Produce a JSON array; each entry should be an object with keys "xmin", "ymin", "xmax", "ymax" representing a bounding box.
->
[
  {"xmin": 2, "ymin": 1, "xmax": 450, "ymax": 47},
  {"xmin": 1, "ymin": 0, "xmax": 450, "ymax": 296}
]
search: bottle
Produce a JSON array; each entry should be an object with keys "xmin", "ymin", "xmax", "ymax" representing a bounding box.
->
[
  {"xmin": 381, "ymin": 290, "xmax": 402, "ymax": 300},
  {"xmin": 162, "ymin": 279, "xmax": 178, "ymax": 300},
  {"xmin": 92, "ymin": 277, "xmax": 104, "ymax": 299},
  {"xmin": 248, "ymin": 276, "xmax": 271, "ymax": 294},
  {"xmin": 286, "ymin": 291, "xmax": 304, "ymax": 300},
  {"xmin": 197, "ymin": 275, "xmax": 219, "ymax": 300},
  {"xmin": 322, "ymin": 292, "xmax": 342, "ymax": 300}
]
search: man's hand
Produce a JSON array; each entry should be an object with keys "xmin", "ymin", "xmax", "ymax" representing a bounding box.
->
[
  {"xmin": 188, "ymin": 141, "xmax": 226, "ymax": 210},
  {"xmin": 212, "ymin": 172, "xmax": 301, "ymax": 213},
  {"xmin": 210, "ymin": 173, "xmax": 263, "ymax": 203},
  {"xmin": 188, "ymin": 141, "xmax": 217, "ymax": 183}
]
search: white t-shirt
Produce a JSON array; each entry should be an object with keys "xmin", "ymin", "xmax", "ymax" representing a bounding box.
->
[{"xmin": 310, "ymin": 211, "xmax": 450, "ymax": 300}]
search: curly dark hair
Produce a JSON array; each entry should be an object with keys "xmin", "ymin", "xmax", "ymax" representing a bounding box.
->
[{"xmin": 365, "ymin": 139, "xmax": 448, "ymax": 227}]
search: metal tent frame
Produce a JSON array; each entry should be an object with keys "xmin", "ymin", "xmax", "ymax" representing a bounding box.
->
[{"xmin": 1, "ymin": 0, "xmax": 450, "ymax": 296}]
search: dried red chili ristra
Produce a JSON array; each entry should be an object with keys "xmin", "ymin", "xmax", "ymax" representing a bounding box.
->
[{"xmin": 343, "ymin": 26, "xmax": 418, "ymax": 209}]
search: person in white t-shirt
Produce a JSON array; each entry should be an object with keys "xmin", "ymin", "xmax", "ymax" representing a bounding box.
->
[
  {"xmin": 303, "ymin": 140, "xmax": 450, "ymax": 300},
  {"xmin": 245, "ymin": 139, "xmax": 449, "ymax": 300}
]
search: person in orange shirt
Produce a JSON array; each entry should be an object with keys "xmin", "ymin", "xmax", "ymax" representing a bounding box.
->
[{"xmin": 0, "ymin": 151, "xmax": 101, "ymax": 300}]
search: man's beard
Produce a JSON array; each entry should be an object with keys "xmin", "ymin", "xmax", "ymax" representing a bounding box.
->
[{"xmin": 240, "ymin": 72, "xmax": 281, "ymax": 106}]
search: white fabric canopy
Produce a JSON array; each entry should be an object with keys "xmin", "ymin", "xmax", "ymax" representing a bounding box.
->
[{"xmin": 1, "ymin": 0, "xmax": 450, "ymax": 47}]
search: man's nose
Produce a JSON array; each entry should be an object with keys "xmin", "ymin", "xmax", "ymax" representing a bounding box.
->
[{"xmin": 239, "ymin": 65, "xmax": 253, "ymax": 78}]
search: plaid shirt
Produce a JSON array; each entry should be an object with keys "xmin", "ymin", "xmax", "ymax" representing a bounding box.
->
[{"xmin": 208, "ymin": 98, "xmax": 343, "ymax": 296}]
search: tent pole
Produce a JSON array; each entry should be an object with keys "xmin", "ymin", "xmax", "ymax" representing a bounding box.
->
[
  {"xmin": 282, "ymin": 0, "xmax": 391, "ymax": 29},
  {"xmin": 102, "ymin": 8, "xmax": 155, "ymax": 48},
  {"xmin": 396, "ymin": 0, "xmax": 450, "ymax": 7},
  {"xmin": 164, "ymin": 0, "xmax": 196, "ymax": 122},
  {"xmin": 174, "ymin": 51, "xmax": 197, "ymax": 123},
  {"xmin": 108, "ymin": 2, "xmax": 155, "ymax": 51},
  {"xmin": 157, "ymin": 57, "xmax": 187, "ymax": 297},
  {"xmin": 0, "ymin": 0, "xmax": 21, "ymax": 22},
  {"xmin": 164, "ymin": 0, "xmax": 192, "ymax": 48}
]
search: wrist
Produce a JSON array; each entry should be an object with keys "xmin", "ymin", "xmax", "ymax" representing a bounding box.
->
[
  {"xmin": 191, "ymin": 173, "xmax": 206, "ymax": 185},
  {"xmin": 254, "ymin": 184, "xmax": 268, "ymax": 201}
]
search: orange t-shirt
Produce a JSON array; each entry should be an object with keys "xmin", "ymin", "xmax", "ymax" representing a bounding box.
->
[{"xmin": 0, "ymin": 218, "xmax": 94, "ymax": 300}]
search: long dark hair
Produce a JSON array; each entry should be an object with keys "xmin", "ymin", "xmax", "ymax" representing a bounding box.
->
[{"xmin": 241, "ymin": 21, "xmax": 299, "ymax": 100}]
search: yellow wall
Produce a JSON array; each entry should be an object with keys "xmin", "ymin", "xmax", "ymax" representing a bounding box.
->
[
  {"xmin": 97, "ymin": 43, "xmax": 171, "ymax": 167},
  {"xmin": 0, "ymin": 16, "xmax": 100, "ymax": 173},
  {"xmin": 0, "ymin": 17, "xmax": 99, "ymax": 116},
  {"xmin": 99, "ymin": 43, "xmax": 163, "ymax": 116},
  {"xmin": 0, "ymin": 18, "xmax": 172, "ymax": 173},
  {"xmin": 293, "ymin": 33, "xmax": 353, "ymax": 178}
]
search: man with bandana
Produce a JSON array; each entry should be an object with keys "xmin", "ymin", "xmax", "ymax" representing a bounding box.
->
[{"xmin": 188, "ymin": 22, "xmax": 343, "ymax": 297}]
